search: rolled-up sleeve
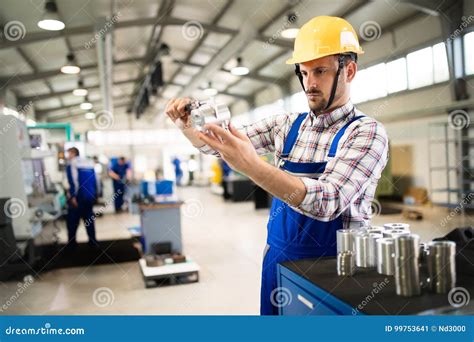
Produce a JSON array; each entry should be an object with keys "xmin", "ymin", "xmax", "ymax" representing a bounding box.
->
[{"xmin": 298, "ymin": 120, "xmax": 389, "ymax": 219}]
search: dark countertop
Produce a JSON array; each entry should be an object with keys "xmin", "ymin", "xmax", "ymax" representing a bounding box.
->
[{"xmin": 280, "ymin": 257, "xmax": 474, "ymax": 315}]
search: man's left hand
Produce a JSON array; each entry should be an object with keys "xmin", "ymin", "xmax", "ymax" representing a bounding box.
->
[{"xmin": 197, "ymin": 123, "xmax": 259, "ymax": 175}]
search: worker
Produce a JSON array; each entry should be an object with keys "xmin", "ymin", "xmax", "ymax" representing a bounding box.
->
[
  {"xmin": 165, "ymin": 16, "xmax": 389, "ymax": 315},
  {"xmin": 108, "ymin": 157, "xmax": 131, "ymax": 213},
  {"xmin": 65, "ymin": 147, "xmax": 98, "ymax": 248},
  {"xmin": 172, "ymin": 156, "xmax": 183, "ymax": 186}
]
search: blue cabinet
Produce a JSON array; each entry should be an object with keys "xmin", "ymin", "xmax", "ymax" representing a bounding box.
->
[{"xmin": 277, "ymin": 264, "xmax": 358, "ymax": 316}]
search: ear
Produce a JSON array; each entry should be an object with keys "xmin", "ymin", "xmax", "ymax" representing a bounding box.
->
[{"xmin": 346, "ymin": 61, "xmax": 357, "ymax": 82}]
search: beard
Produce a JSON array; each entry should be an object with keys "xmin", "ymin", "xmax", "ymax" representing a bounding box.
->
[{"xmin": 306, "ymin": 88, "xmax": 328, "ymax": 113}]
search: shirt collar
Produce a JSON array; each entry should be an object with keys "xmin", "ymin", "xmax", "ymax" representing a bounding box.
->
[{"xmin": 310, "ymin": 100, "xmax": 355, "ymax": 129}]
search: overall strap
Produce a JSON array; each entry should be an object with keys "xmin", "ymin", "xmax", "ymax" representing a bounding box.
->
[
  {"xmin": 327, "ymin": 115, "xmax": 365, "ymax": 158},
  {"xmin": 280, "ymin": 112, "xmax": 308, "ymax": 158}
]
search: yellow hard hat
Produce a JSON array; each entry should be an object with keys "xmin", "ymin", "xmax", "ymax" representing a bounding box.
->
[{"xmin": 286, "ymin": 16, "xmax": 364, "ymax": 65}]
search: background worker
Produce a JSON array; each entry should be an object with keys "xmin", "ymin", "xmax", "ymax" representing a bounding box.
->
[{"xmin": 108, "ymin": 156, "xmax": 131, "ymax": 212}]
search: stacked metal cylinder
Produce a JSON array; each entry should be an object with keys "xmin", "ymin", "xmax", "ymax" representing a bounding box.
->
[{"xmin": 335, "ymin": 222, "xmax": 457, "ymax": 298}]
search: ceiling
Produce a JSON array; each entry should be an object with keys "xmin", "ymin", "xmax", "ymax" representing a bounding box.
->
[{"xmin": 0, "ymin": 0, "xmax": 424, "ymax": 123}]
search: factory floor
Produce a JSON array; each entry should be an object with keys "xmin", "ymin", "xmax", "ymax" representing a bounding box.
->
[{"xmin": 0, "ymin": 187, "xmax": 472, "ymax": 315}]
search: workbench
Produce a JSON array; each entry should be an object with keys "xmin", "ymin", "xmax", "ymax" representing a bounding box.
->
[
  {"xmin": 277, "ymin": 257, "xmax": 474, "ymax": 315},
  {"xmin": 139, "ymin": 201, "xmax": 183, "ymax": 254}
]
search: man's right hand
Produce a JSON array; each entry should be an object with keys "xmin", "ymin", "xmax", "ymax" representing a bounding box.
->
[
  {"xmin": 165, "ymin": 98, "xmax": 193, "ymax": 130},
  {"xmin": 165, "ymin": 98, "xmax": 206, "ymax": 148}
]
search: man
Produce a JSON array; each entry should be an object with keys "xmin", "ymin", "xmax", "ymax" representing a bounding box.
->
[
  {"xmin": 165, "ymin": 16, "xmax": 388, "ymax": 315},
  {"xmin": 66, "ymin": 147, "xmax": 98, "ymax": 248},
  {"xmin": 108, "ymin": 157, "xmax": 131, "ymax": 212}
]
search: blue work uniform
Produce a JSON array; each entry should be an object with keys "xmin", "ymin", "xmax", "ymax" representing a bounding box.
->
[
  {"xmin": 66, "ymin": 157, "xmax": 98, "ymax": 245},
  {"xmin": 261, "ymin": 112, "xmax": 364, "ymax": 315},
  {"xmin": 110, "ymin": 161, "xmax": 130, "ymax": 211}
]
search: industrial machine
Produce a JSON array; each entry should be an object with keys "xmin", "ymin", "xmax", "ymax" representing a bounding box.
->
[{"xmin": 0, "ymin": 116, "xmax": 65, "ymax": 279}]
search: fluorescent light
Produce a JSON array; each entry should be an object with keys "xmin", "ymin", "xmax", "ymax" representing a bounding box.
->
[
  {"xmin": 204, "ymin": 82, "xmax": 218, "ymax": 96},
  {"xmin": 281, "ymin": 28, "xmax": 299, "ymax": 39},
  {"xmin": 61, "ymin": 53, "xmax": 80, "ymax": 74},
  {"xmin": 85, "ymin": 112, "xmax": 96, "ymax": 120},
  {"xmin": 231, "ymin": 66, "xmax": 249, "ymax": 76},
  {"xmin": 80, "ymin": 102, "xmax": 93, "ymax": 110},
  {"xmin": 38, "ymin": 19, "xmax": 64, "ymax": 31},
  {"xmin": 230, "ymin": 57, "xmax": 249, "ymax": 76},
  {"xmin": 37, "ymin": 1, "xmax": 64, "ymax": 31},
  {"xmin": 73, "ymin": 88, "xmax": 88, "ymax": 96}
]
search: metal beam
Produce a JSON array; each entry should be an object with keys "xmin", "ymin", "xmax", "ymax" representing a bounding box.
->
[
  {"xmin": 0, "ymin": 57, "xmax": 144, "ymax": 87},
  {"xmin": 36, "ymin": 95, "xmax": 130, "ymax": 117},
  {"xmin": 47, "ymin": 102, "xmax": 131, "ymax": 122},
  {"xmin": 0, "ymin": 16, "xmax": 238, "ymax": 50},
  {"xmin": 19, "ymin": 78, "xmax": 140, "ymax": 103}
]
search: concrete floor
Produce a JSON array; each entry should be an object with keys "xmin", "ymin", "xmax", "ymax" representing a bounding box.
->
[{"xmin": 0, "ymin": 186, "xmax": 472, "ymax": 315}]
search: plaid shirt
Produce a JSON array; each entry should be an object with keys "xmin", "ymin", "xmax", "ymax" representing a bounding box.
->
[{"xmin": 199, "ymin": 100, "xmax": 389, "ymax": 228}]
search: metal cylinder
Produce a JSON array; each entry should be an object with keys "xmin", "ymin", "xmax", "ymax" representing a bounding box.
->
[
  {"xmin": 383, "ymin": 228, "xmax": 410, "ymax": 239},
  {"xmin": 426, "ymin": 241, "xmax": 456, "ymax": 294},
  {"xmin": 368, "ymin": 232, "xmax": 383, "ymax": 268},
  {"xmin": 394, "ymin": 234, "xmax": 421, "ymax": 297},
  {"xmin": 376, "ymin": 238, "xmax": 395, "ymax": 275},
  {"xmin": 337, "ymin": 251, "xmax": 355, "ymax": 276},
  {"xmin": 354, "ymin": 233, "xmax": 370, "ymax": 268},
  {"xmin": 384, "ymin": 223, "xmax": 410, "ymax": 231},
  {"xmin": 336, "ymin": 229, "xmax": 357, "ymax": 253},
  {"xmin": 369, "ymin": 225, "xmax": 386, "ymax": 232}
]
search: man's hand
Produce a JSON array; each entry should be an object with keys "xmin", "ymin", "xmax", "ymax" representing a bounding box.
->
[
  {"xmin": 165, "ymin": 98, "xmax": 205, "ymax": 147},
  {"xmin": 70, "ymin": 197, "xmax": 78, "ymax": 208},
  {"xmin": 197, "ymin": 123, "xmax": 260, "ymax": 175}
]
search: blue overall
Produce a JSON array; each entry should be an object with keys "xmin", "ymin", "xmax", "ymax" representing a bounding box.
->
[
  {"xmin": 110, "ymin": 162, "xmax": 129, "ymax": 211},
  {"xmin": 261, "ymin": 112, "xmax": 364, "ymax": 315}
]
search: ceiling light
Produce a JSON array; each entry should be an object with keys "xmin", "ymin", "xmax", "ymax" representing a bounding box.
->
[
  {"xmin": 80, "ymin": 96, "xmax": 93, "ymax": 110},
  {"xmin": 204, "ymin": 82, "xmax": 218, "ymax": 97},
  {"xmin": 85, "ymin": 112, "xmax": 96, "ymax": 120},
  {"xmin": 61, "ymin": 53, "xmax": 80, "ymax": 74},
  {"xmin": 73, "ymin": 79, "xmax": 88, "ymax": 96},
  {"xmin": 281, "ymin": 13, "xmax": 299, "ymax": 39},
  {"xmin": 231, "ymin": 57, "xmax": 249, "ymax": 76},
  {"xmin": 37, "ymin": 1, "xmax": 65, "ymax": 31}
]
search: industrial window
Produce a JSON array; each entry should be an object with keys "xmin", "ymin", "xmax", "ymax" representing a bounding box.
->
[
  {"xmin": 464, "ymin": 31, "xmax": 474, "ymax": 75},
  {"xmin": 386, "ymin": 57, "xmax": 407, "ymax": 94},
  {"xmin": 351, "ymin": 69, "xmax": 369, "ymax": 104},
  {"xmin": 432, "ymin": 42, "xmax": 450, "ymax": 83},
  {"xmin": 365, "ymin": 63, "xmax": 388, "ymax": 100},
  {"xmin": 407, "ymin": 46, "xmax": 434, "ymax": 89}
]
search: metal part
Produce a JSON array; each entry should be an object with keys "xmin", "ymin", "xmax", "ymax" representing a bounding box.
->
[
  {"xmin": 336, "ymin": 229, "xmax": 357, "ymax": 253},
  {"xmin": 383, "ymin": 228, "xmax": 410, "ymax": 239},
  {"xmin": 354, "ymin": 232, "xmax": 370, "ymax": 268},
  {"xmin": 383, "ymin": 223, "xmax": 410, "ymax": 231},
  {"xmin": 187, "ymin": 99, "xmax": 231, "ymax": 131},
  {"xmin": 368, "ymin": 232, "xmax": 383, "ymax": 268},
  {"xmin": 426, "ymin": 241, "xmax": 456, "ymax": 294},
  {"xmin": 394, "ymin": 234, "xmax": 421, "ymax": 297},
  {"xmin": 367, "ymin": 225, "xmax": 385, "ymax": 233},
  {"xmin": 337, "ymin": 251, "xmax": 355, "ymax": 276},
  {"xmin": 376, "ymin": 237, "xmax": 395, "ymax": 275}
]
